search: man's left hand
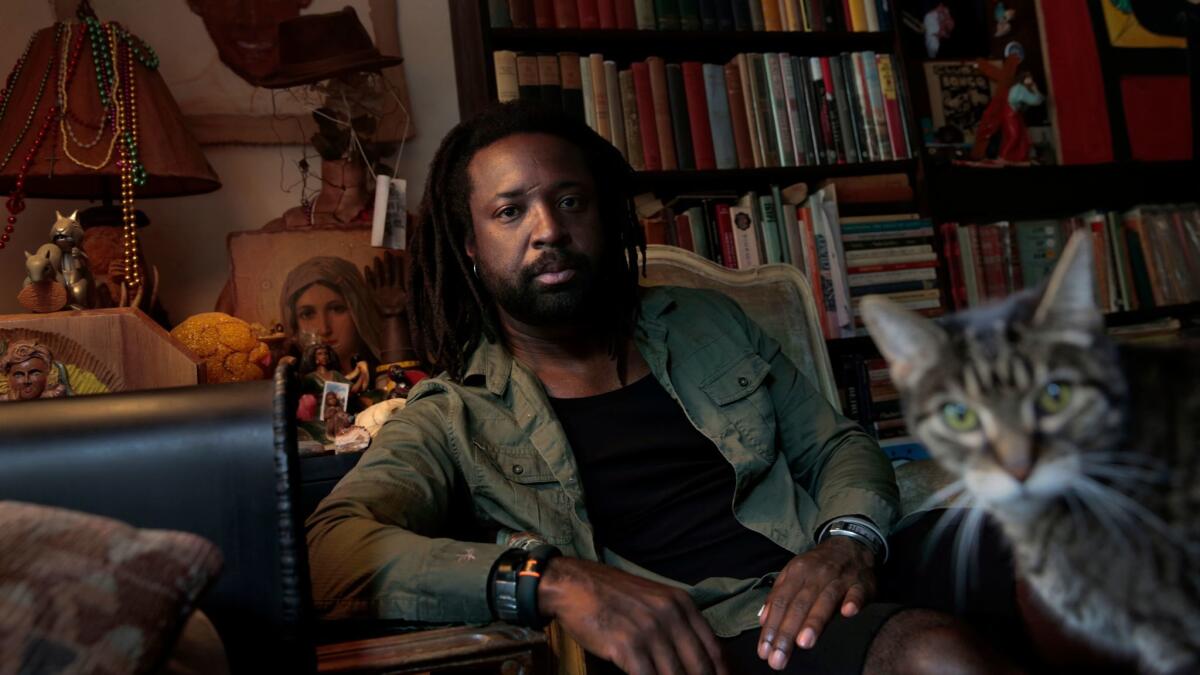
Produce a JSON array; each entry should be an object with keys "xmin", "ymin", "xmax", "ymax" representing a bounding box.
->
[{"xmin": 757, "ymin": 536, "xmax": 877, "ymax": 670}]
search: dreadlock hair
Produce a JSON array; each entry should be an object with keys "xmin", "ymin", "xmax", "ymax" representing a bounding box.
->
[{"xmin": 407, "ymin": 100, "xmax": 646, "ymax": 382}]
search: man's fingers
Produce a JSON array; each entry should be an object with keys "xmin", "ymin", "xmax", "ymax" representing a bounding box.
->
[
  {"xmin": 842, "ymin": 584, "xmax": 868, "ymax": 617},
  {"xmin": 797, "ymin": 584, "xmax": 844, "ymax": 650},
  {"xmin": 684, "ymin": 605, "xmax": 728, "ymax": 675}
]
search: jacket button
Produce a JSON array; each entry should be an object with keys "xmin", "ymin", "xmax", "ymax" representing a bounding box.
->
[
  {"xmin": 738, "ymin": 376, "xmax": 749, "ymax": 387},
  {"xmin": 512, "ymin": 464, "xmax": 524, "ymax": 475}
]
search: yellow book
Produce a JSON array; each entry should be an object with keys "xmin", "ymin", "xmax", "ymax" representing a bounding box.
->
[
  {"xmin": 761, "ymin": 0, "xmax": 783, "ymax": 31},
  {"xmin": 846, "ymin": 0, "xmax": 867, "ymax": 31}
]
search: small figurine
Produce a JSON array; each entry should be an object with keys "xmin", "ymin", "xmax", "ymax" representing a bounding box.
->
[
  {"xmin": 994, "ymin": 1, "xmax": 1015, "ymax": 37},
  {"xmin": 2, "ymin": 340, "xmax": 71, "ymax": 401},
  {"xmin": 923, "ymin": 3, "xmax": 956, "ymax": 58},
  {"xmin": 321, "ymin": 389, "xmax": 371, "ymax": 454},
  {"xmin": 49, "ymin": 210, "xmax": 96, "ymax": 309},
  {"xmin": 969, "ymin": 43, "xmax": 1044, "ymax": 164},
  {"xmin": 18, "ymin": 243, "xmax": 68, "ymax": 313},
  {"xmin": 999, "ymin": 70, "xmax": 1045, "ymax": 162}
]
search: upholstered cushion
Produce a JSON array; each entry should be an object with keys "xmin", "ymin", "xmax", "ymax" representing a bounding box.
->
[{"xmin": 0, "ymin": 501, "xmax": 223, "ymax": 675}]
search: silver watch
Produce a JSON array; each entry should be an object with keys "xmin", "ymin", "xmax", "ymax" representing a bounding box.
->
[{"xmin": 819, "ymin": 517, "xmax": 888, "ymax": 563}]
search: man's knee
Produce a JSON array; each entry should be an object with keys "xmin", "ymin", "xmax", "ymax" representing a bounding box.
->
[{"xmin": 864, "ymin": 609, "xmax": 1022, "ymax": 675}]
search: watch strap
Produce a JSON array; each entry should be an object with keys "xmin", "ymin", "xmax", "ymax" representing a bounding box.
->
[
  {"xmin": 515, "ymin": 544, "xmax": 561, "ymax": 629},
  {"xmin": 819, "ymin": 516, "xmax": 889, "ymax": 563},
  {"xmin": 488, "ymin": 548, "xmax": 528, "ymax": 622}
]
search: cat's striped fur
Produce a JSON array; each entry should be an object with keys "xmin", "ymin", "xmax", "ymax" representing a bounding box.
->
[{"xmin": 862, "ymin": 233, "xmax": 1199, "ymax": 674}]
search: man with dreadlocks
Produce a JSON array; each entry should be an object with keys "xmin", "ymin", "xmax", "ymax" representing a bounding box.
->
[{"xmin": 306, "ymin": 102, "xmax": 1022, "ymax": 675}]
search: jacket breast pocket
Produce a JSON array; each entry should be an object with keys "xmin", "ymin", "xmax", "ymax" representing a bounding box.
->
[
  {"xmin": 471, "ymin": 440, "xmax": 573, "ymax": 545},
  {"xmin": 700, "ymin": 353, "xmax": 778, "ymax": 459}
]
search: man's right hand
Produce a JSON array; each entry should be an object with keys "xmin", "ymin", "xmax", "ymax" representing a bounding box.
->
[{"xmin": 537, "ymin": 557, "xmax": 729, "ymax": 675}]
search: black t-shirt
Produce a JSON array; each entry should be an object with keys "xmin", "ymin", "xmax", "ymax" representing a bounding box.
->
[{"xmin": 548, "ymin": 374, "xmax": 794, "ymax": 586}]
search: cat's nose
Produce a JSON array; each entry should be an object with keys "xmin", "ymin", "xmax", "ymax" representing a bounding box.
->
[{"xmin": 993, "ymin": 435, "xmax": 1033, "ymax": 482}]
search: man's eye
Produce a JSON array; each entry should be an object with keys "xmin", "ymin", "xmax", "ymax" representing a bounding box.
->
[
  {"xmin": 559, "ymin": 196, "xmax": 583, "ymax": 209},
  {"xmin": 495, "ymin": 205, "xmax": 520, "ymax": 219}
]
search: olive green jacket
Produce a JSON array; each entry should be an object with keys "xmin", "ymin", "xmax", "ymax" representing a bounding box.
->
[{"xmin": 306, "ymin": 286, "xmax": 899, "ymax": 637}]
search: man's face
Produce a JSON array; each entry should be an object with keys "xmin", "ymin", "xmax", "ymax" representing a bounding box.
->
[
  {"xmin": 7, "ymin": 357, "xmax": 48, "ymax": 400},
  {"xmin": 187, "ymin": 0, "xmax": 313, "ymax": 82},
  {"xmin": 465, "ymin": 133, "xmax": 605, "ymax": 327}
]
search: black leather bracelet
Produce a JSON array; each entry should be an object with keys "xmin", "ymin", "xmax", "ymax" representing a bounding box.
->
[
  {"xmin": 515, "ymin": 544, "xmax": 561, "ymax": 629},
  {"xmin": 488, "ymin": 548, "xmax": 528, "ymax": 623}
]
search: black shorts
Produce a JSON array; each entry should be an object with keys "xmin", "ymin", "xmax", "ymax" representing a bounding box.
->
[{"xmin": 588, "ymin": 509, "xmax": 1026, "ymax": 675}]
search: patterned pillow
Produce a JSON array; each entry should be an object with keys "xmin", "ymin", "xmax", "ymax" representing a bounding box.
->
[{"xmin": 0, "ymin": 501, "xmax": 223, "ymax": 675}]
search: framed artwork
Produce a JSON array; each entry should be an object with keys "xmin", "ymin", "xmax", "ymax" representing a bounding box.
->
[
  {"xmin": 924, "ymin": 60, "xmax": 999, "ymax": 146},
  {"xmin": 320, "ymin": 381, "xmax": 350, "ymax": 421},
  {"xmin": 32, "ymin": 0, "xmax": 414, "ymax": 145}
]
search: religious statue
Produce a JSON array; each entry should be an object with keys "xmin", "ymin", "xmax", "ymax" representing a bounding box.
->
[{"xmin": 1, "ymin": 340, "xmax": 71, "ymax": 402}]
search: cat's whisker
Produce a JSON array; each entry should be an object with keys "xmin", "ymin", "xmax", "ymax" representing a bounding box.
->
[
  {"xmin": 1074, "ymin": 476, "xmax": 1179, "ymax": 546},
  {"xmin": 920, "ymin": 494, "xmax": 977, "ymax": 568},
  {"xmin": 1069, "ymin": 478, "xmax": 1143, "ymax": 544},
  {"xmin": 1079, "ymin": 461, "xmax": 1168, "ymax": 489},
  {"xmin": 1061, "ymin": 491, "xmax": 1088, "ymax": 536},
  {"xmin": 951, "ymin": 506, "xmax": 988, "ymax": 612}
]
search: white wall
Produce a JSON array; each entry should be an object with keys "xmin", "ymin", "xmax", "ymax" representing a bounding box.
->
[{"xmin": 0, "ymin": 0, "xmax": 459, "ymax": 319}]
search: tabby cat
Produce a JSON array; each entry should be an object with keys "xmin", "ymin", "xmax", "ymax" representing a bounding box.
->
[{"xmin": 861, "ymin": 232, "xmax": 1199, "ymax": 674}]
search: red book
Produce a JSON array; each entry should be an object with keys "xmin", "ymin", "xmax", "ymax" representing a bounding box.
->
[
  {"xmin": 597, "ymin": 0, "xmax": 618, "ymax": 28},
  {"xmin": 820, "ymin": 57, "xmax": 846, "ymax": 164},
  {"xmin": 875, "ymin": 55, "xmax": 909, "ymax": 159},
  {"xmin": 939, "ymin": 221, "xmax": 967, "ymax": 311},
  {"xmin": 977, "ymin": 224, "xmax": 1008, "ymax": 300},
  {"xmin": 798, "ymin": 206, "xmax": 831, "ymax": 338},
  {"xmin": 553, "ymin": 0, "xmax": 580, "ymax": 27},
  {"xmin": 674, "ymin": 212, "xmax": 695, "ymax": 251},
  {"xmin": 615, "ymin": 0, "xmax": 637, "ymax": 28},
  {"xmin": 577, "ymin": 0, "xmax": 600, "ymax": 28},
  {"xmin": 723, "ymin": 60, "xmax": 754, "ymax": 169},
  {"xmin": 643, "ymin": 214, "xmax": 670, "ymax": 245},
  {"xmin": 681, "ymin": 61, "xmax": 717, "ymax": 170},
  {"xmin": 508, "ymin": 0, "xmax": 535, "ymax": 27},
  {"xmin": 631, "ymin": 62, "xmax": 662, "ymax": 171},
  {"xmin": 846, "ymin": 260, "xmax": 939, "ymax": 274},
  {"xmin": 533, "ymin": 0, "xmax": 556, "ymax": 27},
  {"xmin": 715, "ymin": 204, "xmax": 738, "ymax": 269},
  {"xmin": 1038, "ymin": 0, "xmax": 1113, "ymax": 164}
]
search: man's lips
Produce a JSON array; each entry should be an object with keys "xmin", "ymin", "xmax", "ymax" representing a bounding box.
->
[{"xmin": 535, "ymin": 269, "xmax": 576, "ymax": 285}]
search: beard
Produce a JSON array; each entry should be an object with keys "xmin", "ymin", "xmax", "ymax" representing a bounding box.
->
[{"xmin": 480, "ymin": 248, "xmax": 600, "ymax": 326}]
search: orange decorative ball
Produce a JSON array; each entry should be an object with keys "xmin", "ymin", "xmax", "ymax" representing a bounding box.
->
[{"xmin": 171, "ymin": 312, "xmax": 271, "ymax": 383}]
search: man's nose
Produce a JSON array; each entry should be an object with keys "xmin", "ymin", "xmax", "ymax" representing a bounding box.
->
[{"xmin": 529, "ymin": 201, "xmax": 569, "ymax": 248}]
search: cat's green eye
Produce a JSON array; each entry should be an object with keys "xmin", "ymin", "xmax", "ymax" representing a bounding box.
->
[
  {"xmin": 1036, "ymin": 382, "xmax": 1073, "ymax": 415},
  {"xmin": 941, "ymin": 403, "xmax": 979, "ymax": 431}
]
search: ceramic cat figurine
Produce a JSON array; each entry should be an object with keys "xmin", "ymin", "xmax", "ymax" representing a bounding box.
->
[{"xmin": 861, "ymin": 232, "xmax": 1199, "ymax": 674}]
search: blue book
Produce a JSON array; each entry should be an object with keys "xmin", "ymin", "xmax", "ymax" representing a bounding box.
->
[
  {"xmin": 840, "ymin": 217, "xmax": 929, "ymax": 234},
  {"xmin": 702, "ymin": 63, "xmax": 739, "ymax": 170}
]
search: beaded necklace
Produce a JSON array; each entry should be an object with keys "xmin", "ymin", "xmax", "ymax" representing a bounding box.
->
[
  {"xmin": 60, "ymin": 22, "xmax": 120, "ymax": 170},
  {"xmin": 0, "ymin": 24, "xmax": 63, "ymax": 250}
]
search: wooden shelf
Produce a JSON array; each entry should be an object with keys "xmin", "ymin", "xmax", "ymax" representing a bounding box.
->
[
  {"xmin": 489, "ymin": 28, "xmax": 896, "ymax": 61},
  {"xmin": 632, "ymin": 159, "xmax": 918, "ymax": 193},
  {"xmin": 927, "ymin": 160, "xmax": 1200, "ymax": 223}
]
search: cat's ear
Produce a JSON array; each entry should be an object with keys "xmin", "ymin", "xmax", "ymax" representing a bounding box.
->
[
  {"xmin": 1033, "ymin": 231, "xmax": 1103, "ymax": 332},
  {"xmin": 860, "ymin": 295, "xmax": 948, "ymax": 389}
]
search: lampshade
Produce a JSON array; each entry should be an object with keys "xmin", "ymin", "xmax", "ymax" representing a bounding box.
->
[{"xmin": 0, "ymin": 22, "xmax": 220, "ymax": 199}]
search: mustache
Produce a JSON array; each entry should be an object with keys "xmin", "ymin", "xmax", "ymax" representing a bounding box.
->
[{"xmin": 522, "ymin": 249, "xmax": 592, "ymax": 281}]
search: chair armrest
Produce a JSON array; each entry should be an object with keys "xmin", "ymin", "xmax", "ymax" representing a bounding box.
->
[{"xmin": 317, "ymin": 623, "xmax": 548, "ymax": 674}]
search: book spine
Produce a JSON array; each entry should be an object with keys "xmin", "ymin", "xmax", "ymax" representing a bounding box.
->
[
  {"xmin": 634, "ymin": 0, "xmax": 657, "ymax": 28},
  {"xmin": 829, "ymin": 55, "xmax": 859, "ymax": 163},
  {"xmin": 631, "ymin": 62, "xmax": 662, "ymax": 170},
  {"xmin": 848, "ymin": 268, "xmax": 938, "ymax": 286},
  {"xmin": 781, "ymin": 202, "xmax": 803, "ymax": 265},
  {"xmin": 846, "ymin": 0, "xmax": 866, "ymax": 30},
  {"xmin": 509, "ymin": 0, "xmax": 535, "ymax": 27},
  {"xmin": 537, "ymin": 55, "xmax": 563, "ymax": 109},
  {"xmin": 730, "ymin": 200, "xmax": 763, "ymax": 268},
  {"xmin": 977, "ymin": 224, "xmax": 1008, "ymax": 300},
  {"xmin": 761, "ymin": 0, "xmax": 784, "ymax": 30},
  {"xmin": 618, "ymin": 70, "xmax": 645, "ymax": 170},
  {"xmin": 697, "ymin": 0, "xmax": 718, "ymax": 29},
  {"xmin": 516, "ymin": 53, "xmax": 541, "ymax": 100},
  {"xmin": 493, "ymin": 51, "xmax": 520, "ymax": 103},
  {"xmin": 793, "ymin": 56, "xmax": 820, "ymax": 165},
  {"xmin": 679, "ymin": 0, "xmax": 702, "ymax": 29},
  {"xmin": 841, "ymin": 227, "xmax": 934, "ymax": 241},
  {"xmin": 489, "ymin": 0, "xmax": 513, "ymax": 27},
  {"xmin": 655, "ymin": 0, "xmax": 681, "ymax": 29},
  {"xmin": 554, "ymin": 0, "xmax": 580, "ymax": 26},
  {"xmin": 763, "ymin": 53, "xmax": 796, "ymax": 167},
  {"xmin": 738, "ymin": 54, "xmax": 764, "ymax": 167},
  {"xmin": 714, "ymin": 0, "xmax": 735, "ymax": 29},
  {"xmin": 820, "ymin": 56, "xmax": 847, "ymax": 164},
  {"xmin": 750, "ymin": 54, "xmax": 781, "ymax": 167},
  {"xmin": 681, "ymin": 62, "xmax": 717, "ymax": 170},
  {"xmin": 862, "ymin": 0, "xmax": 878, "ymax": 30},
  {"xmin": 616, "ymin": 0, "xmax": 639, "ymax": 28},
  {"xmin": 645, "ymin": 58, "xmax": 678, "ymax": 170},
  {"xmin": 747, "ymin": 0, "xmax": 766, "ymax": 29},
  {"xmin": 846, "ymin": 259, "xmax": 938, "ymax": 274},
  {"xmin": 715, "ymin": 204, "xmax": 739, "ymax": 269},
  {"xmin": 686, "ymin": 206, "xmax": 713, "ymax": 258},
  {"xmin": 579, "ymin": 0, "xmax": 601, "ymax": 28},
  {"xmin": 534, "ymin": 0, "xmax": 557, "ymax": 27},
  {"xmin": 604, "ymin": 61, "xmax": 627, "ymax": 158},
  {"xmin": 779, "ymin": 55, "xmax": 809, "ymax": 165},
  {"xmin": 798, "ymin": 206, "xmax": 832, "ymax": 338},
  {"xmin": 850, "ymin": 53, "xmax": 879, "ymax": 162},
  {"xmin": 597, "ymin": 0, "xmax": 619, "ymax": 27},
  {"xmin": 559, "ymin": 53, "xmax": 585, "ymax": 121},
  {"xmin": 845, "ymin": 244, "xmax": 933, "ymax": 260},
  {"xmin": 875, "ymin": 54, "xmax": 908, "ymax": 159},
  {"xmin": 939, "ymin": 221, "xmax": 966, "ymax": 310},
  {"xmin": 843, "ymin": 236, "xmax": 933, "ymax": 250},
  {"xmin": 758, "ymin": 193, "xmax": 784, "ymax": 263},
  {"xmin": 782, "ymin": 0, "xmax": 800, "ymax": 31},
  {"xmin": 589, "ymin": 54, "xmax": 611, "ymax": 141},
  {"xmin": 703, "ymin": 63, "xmax": 738, "ymax": 169},
  {"xmin": 862, "ymin": 52, "xmax": 892, "ymax": 160},
  {"xmin": 840, "ymin": 53, "xmax": 869, "ymax": 164},
  {"xmin": 731, "ymin": 0, "xmax": 752, "ymax": 30},
  {"xmin": 876, "ymin": 0, "xmax": 891, "ymax": 30},
  {"xmin": 850, "ymin": 279, "xmax": 938, "ymax": 296},
  {"xmin": 809, "ymin": 58, "xmax": 836, "ymax": 164},
  {"xmin": 723, "ymin": 60, "xmax": 756, "ymax": 168},
  {"xmin": 580, "ymin": 56, "xmax": 596, "ymax": 129},
  {"xmin": 674, "ymin": 212, "xmax": 696, "ymax": 251},
  {"xmin": 665, "ymin": 64, "xmax": 696, "ymax": 170}
]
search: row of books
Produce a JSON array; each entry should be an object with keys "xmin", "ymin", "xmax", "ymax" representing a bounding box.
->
[
  {"xmin": 490, "ymin": 0, "xmax": 893, "ymax": 32},
  {"xmin": 837, "ymin": 353, "xmax": 928, "ymax": 461},
  {"xmin": 940, "ymin": 204, "xmax": 1200, "ymax": 314},
  {"xmin": 494, "ymin": 50, "xmax": 913, "ymax": 171},
  {"xmin": 637, "ymin": 183, "xmax": 940, "ymax": 338}
]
